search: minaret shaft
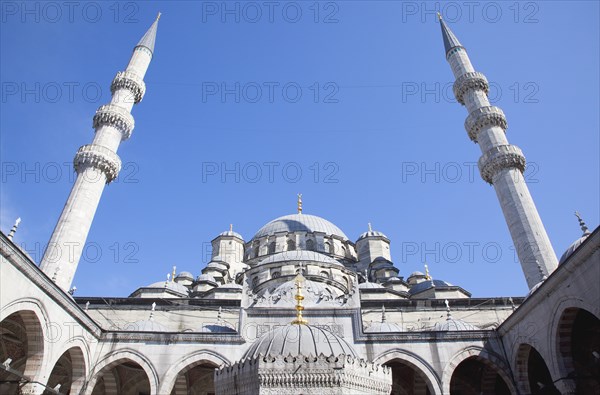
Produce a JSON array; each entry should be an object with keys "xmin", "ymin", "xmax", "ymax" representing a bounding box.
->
[
  {"xmin": 440, "ymin": 19, "xmax": 558, "ymax": 289},
  {"xmin": 40, "ymin": 16, "xmax": 159, "ymax": 291}
]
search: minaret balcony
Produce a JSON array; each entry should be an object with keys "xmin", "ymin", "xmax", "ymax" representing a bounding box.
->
[
  {"xmin": 453, "ymin": 71, "xmax": 489, "ymax": 105},
  {"xmin": 478, "ymin": 144, "xmax": 526, "ymax": 184},
  {"xmin": 111, "ymin": 70, "xmax": 146, "ymax": 104},
  {"xmin": 73, "ymin": 144, "xmax": 122, "ymax": 183},
  {"xmin": 464, "ymin": 106, "xmax": 507, "ymax": 142},
  {"xmin": 93, "ymin": 104, "xmax": 135, "ymax": 140}
]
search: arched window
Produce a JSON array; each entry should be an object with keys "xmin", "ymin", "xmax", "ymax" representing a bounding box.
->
[
  {"xmin": 320, "ymin": 271, "xmax": 330, "ymax": 279},
  {"xmin": 287, "ymin": 239, "xmax": 296, "ymax": 251},
  {"xmin": 306, "ymin": 239, "xmax": 315, "ymax": 251},
  {"xmin": 271, "ymin": 271, "xmax": 281, "ymax": 279},
  {"xmin": 341, "ymin": 245, "xmax": 347, "ymax": 257},
  {"xmin": 268, "ymin": 241, "xmax": 276, "ymax": 254},
  {"xmin": 253, "ymin": 241, "xmax": 260, "ymax": 258},
  {"xmin": 252, "ymin": 277, "xmax": 259, "ymax": 288},
  {"xmin": 324, "ymin": 241, "xmax": 331, "ymax": 253}
]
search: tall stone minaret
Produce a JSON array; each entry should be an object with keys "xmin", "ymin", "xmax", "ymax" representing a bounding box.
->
[
  {"xmin": 40, "ymin": 14, "xmax": 160, "ymax": 291},
  {"xmin": 437, "ymin": 15, "xmax": 558, "ymax": 289}
]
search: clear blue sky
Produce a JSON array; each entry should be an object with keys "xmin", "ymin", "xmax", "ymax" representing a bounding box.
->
[{"xmin": 1, "ymin": 1, "xmax": 598, "ymax": 297}]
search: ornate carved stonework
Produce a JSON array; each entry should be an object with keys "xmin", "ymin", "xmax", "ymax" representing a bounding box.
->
[
  {"xmin": 478, "ymin": 144, "xmax": 526, "ymax": 184},
  {"xmin": 111, "ymin": 70, "xmax": 146, "ymax": 104},
  {"xmin": 453, "ymin": 71, "xmax": 489, "ymax": 105},
  {"xmin": 464, "ymin": 105, "xmax": 507, "ymax": 142},
  {"xmin": 73, "ymin": 144, "xmax": 122, "ymax": 183},
  {"xmin": 216, "ymin": 354, "xmax": 391, "ymax": 395},
  {"xmin": 93, "ymin": 104, "xmax": 135, "ymax": 140}
]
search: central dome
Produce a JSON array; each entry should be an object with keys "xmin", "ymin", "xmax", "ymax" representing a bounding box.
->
[
  {"xmin": 253, "ymin": 214, "xmax": 348, "ymax": 240},
  {"xmin": 244, "ymin": 324, "xmax": 357, "ymax": 359}
]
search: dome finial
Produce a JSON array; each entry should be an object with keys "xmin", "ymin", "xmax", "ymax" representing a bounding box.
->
[
  {"xmin": 171, "ymin": 266, "xmax": 177, "ymax": 282},
  {"xmin": 444, "ymin": 299, "xmax": 452, "ymax": 320},
  {"xmin": 149, "ymin": 302, "xmax": 156, "ymax": 320},
  {"xmin": 7, "ymin": 217, "xmax": 21, "ymax": 240},
  {"xmin": 368, "ymin": 222, "xmax": 373, "ymax": 232},
  {"xmin": 291, "ymin": 264, "xmax": 308, "ymax": 325},
  {"xmin": 297, "ymin": 193, "xmax": 303, "ymax": 214},
  {"xmin": 437, "ymin": 11, "xmax": 442, "ymax": 21},
  {"xmin": 229, "ymin": 223, "xmax": 233, "ymax": 232},
  {"xmin": 424, "ymin": 263, "xmax": 432, "ymax": 280},
  {"xmin": 575, "ymin": 211, "xmax": 590, "ymax": 236}
]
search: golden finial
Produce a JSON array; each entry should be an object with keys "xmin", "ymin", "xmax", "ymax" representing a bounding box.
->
[
  {"xmin": 437, "ymin": 12, "xmax": 442, "ymax": 21},
  {"xmin": 368, "ymin": 222, "xmax": 372, "ymax": 232},
  {"xmin": 171, "ymin": 266, "xmax": 176, "ymax": 282},
  {"xmin": 229, "ymin": 223, "xmax": 233, "ymax": 232},
  {"xmin": 424, "ymin": 264, "xmax": 431, "ymax": 280},
  {"xmin": 297, "ymin": 193, "xmax": 303, "ymax": 214},
  {"xmin": 291, "ymin": 267, "xmax": 308, "ymax": 325},
  {"xmin": 156, "ymin": 12, "xmax": 162, "ymax": 21}
]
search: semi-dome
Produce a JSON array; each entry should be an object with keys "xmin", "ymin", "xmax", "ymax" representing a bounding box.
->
[
  {"xmin": 253, "ymin": 214, "xmax": 348, "ymax": 240},
  {"xmin": 258, "ymin": 250, "xmax": 341, "ymax": 266},
  {"xmin": 243, "ymin": 324, "xmax": 357, "ymax": 360}
]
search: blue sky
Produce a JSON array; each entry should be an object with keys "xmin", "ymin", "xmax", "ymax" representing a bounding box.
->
[{"xmin": 1, "ymin": 1, "xmax": 598, "ymax": 297}]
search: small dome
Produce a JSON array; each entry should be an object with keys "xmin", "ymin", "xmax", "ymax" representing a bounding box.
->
[
  {"xmin": 365, "ymin": 321, "xmax": 403, "ymax": 333},
  {"xmin": 124, "ymin": 319, "xmax": 168, "ymax": 332},
  {"xmin": 358, "ymin": 281, "xmax": 384, "ymax": 289},
  {"xmin": 408, "ymin": 279, "xmax": 452, "ymax": 295},
  {"xmin": 218, "ymin": 230, "xmax": 244, "ymax": 240},
  {"xmin": 433, "ymin": 317, "xmax": 479, "ymax": 331},
  {"xmin": 358, "ymin": 230, "xmax": 388, "ymax": 240},
  {"xmin": 206, "ymin": 261, "xmax": 228, "ymax": 271},
  {"xmin": 253, "ymin": 214, "xmax": 348, "ymax": 240},
  {"xmin": 243, "ymin": 324, "xmax": 357, "ymax": 360},
  {"xmin": 219, "ymin": 282, "xmax": 242, "ymax": 289},
  {"xmin": 258, "ymin": 250, "xmax": 341, "ymax": 266},
  {"xmin": 199, "ymin": 323, "xmax": 237, "ymax": 333},
  {"xmin": 145, "ymin": 281, "xmax": 189, "ymax": 295},
  {"xmin": 175, "ymin": 271, "xmax": 194, "ymax": 280},
  {"xmin": 197, "ymin": 274, "xmax": 217, "ymax": 284},
  {"xmin": 559, "ymin": 234, "xmax": 591, "ymax": 264},
  {"xmin": 408, "ymin": 271, "xmax": 425, "ymax": 278}
]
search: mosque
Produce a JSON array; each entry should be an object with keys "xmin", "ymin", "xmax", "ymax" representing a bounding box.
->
[{"xmin": 0, "ymin": 12, "xmax": 598, "ymax": 395}]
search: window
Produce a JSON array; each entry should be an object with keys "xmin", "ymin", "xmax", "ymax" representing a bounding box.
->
[
  {"xmin": 268, "ymin": 241, "xmax": 276, "ymax": 254},
  {"xmin": 271, "ymin": 271, "xmax": 281, "ymax": 279},
  {"xmin": 320, "ymin": 271, "xmax": 330, "ymax": 279},
  {"xmin": 287, "ymin": 239, "xmax": 296, "ymax": 251},
  {"xmin": 306, "ymin": 239, "xmax": 315, "ymax": 251}
]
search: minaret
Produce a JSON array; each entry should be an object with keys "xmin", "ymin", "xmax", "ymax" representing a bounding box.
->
[
  {"xmin": 40, "ymin": 14, "xmax": 161, "ymax": 291},
  {"xmin": 438, "ymin": 15, "xmax": 558, "ymax": 289}
]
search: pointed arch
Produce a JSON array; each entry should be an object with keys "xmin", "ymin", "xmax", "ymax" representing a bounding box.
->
[
  {"xmin": 373, "ymin": 349, "xmax": 441, "ymax": 394},
  {"xmin": 83, "ymin": 349, "xmax": 158, "ymax": 395},
  {"xmin": 158, "ymin": 350, "xmax": 230, "ymax": 394}
]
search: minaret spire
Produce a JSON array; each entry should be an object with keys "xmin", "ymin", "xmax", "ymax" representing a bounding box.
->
[
  {"xmin": 136, "ymin": 12, "xmax": 161, "ymax": 56},
  {"xmin": 40, "ymin": 16, "xmax": 160, "ymax": 291},
  {"xmin": 437, "ymin": 18, "xmax": 558, "ymax": 289},
  {"xmin": 438, "ymin": 13, "xmax": 464, "ymax": 59}
]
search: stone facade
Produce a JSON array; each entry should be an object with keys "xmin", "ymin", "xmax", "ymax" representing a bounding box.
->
[{"xmin": 1, "ymin": 15, "xmax": 598, "ymax": 395}]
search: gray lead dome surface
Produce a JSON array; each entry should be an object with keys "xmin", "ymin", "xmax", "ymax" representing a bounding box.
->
[
  {"xmin": 253, "ymin": 214, "xmax": 349, "ymax": 240},
  {"xmin": 244, "ymin": 324, "xmax": 357, "ymax": 359}
]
